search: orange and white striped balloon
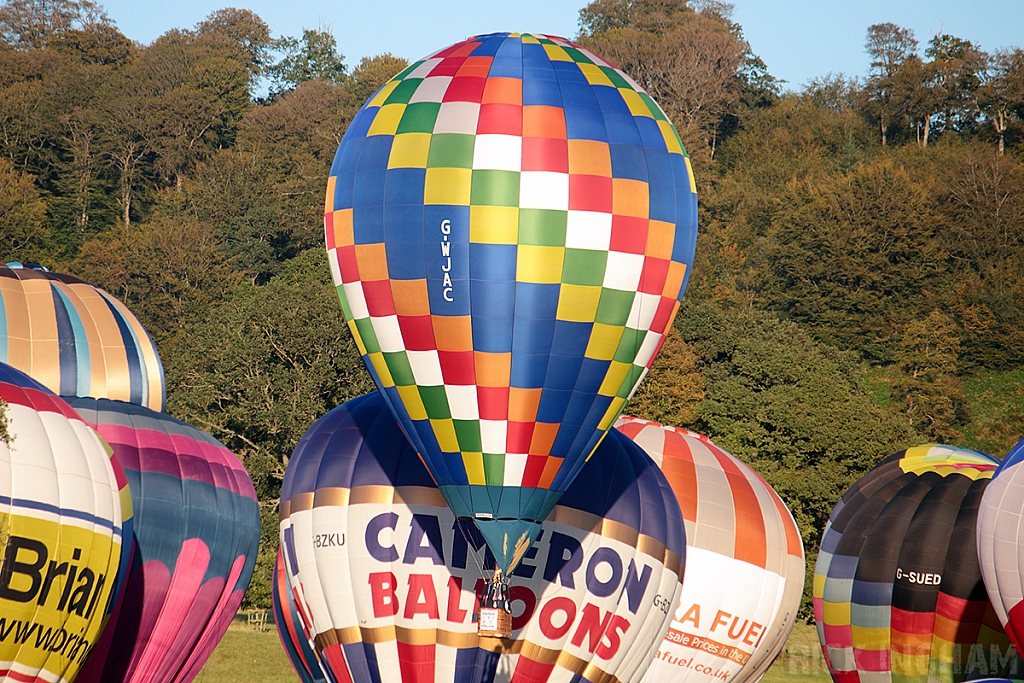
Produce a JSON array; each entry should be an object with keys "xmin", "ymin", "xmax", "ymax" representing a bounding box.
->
[{"xmin": 615, "ymin": 417, "xmax": 804, "ymax": 683}]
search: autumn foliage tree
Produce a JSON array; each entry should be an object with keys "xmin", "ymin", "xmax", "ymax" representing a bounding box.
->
[{"xmin": 577, "ymin": 0, "xmax": 748, "ymax": 168}]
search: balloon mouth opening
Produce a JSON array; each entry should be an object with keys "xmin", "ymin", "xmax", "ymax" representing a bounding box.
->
[{"xmin": 477, "ymin": 569, "xmax": 513, "ymax": 638}]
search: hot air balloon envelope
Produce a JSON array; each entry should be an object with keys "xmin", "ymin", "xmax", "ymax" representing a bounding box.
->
[
  {"xmin": 0, "ymin": 263, "xmax": 165, "ymax": 411},
  {"xmin": 273, "ymin": 549, "xmax": 328, "ymax": 683},
  {"xmin": 279, "ymin": 391, "xmax": 686, "ymax": 683},
  {"xmin": 815, "ymin": 444, "xmax": 1021, "ymax": 682},
  {"xmin": 70, "ymin": 398, "xmax": 261, "ymax": 683},
  {"xmin": 324, "ymin": 31, "xmax": 698, "ymax": 576},
  {"xmin": 616, "ymin": 417, "xmax": 805, "ymax": 683},
  {"xmin": 978, "ymin": 437, "xmax": 1024, "ymax": 672},
  {"xmin": 0, "ymin": 362, "xmax": 124, "ymax": 683}
]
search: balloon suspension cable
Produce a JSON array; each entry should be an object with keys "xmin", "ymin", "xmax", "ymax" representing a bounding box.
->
[{"xmin": 453, "ymin": 517, "xmax": 488, "ymax": 580}]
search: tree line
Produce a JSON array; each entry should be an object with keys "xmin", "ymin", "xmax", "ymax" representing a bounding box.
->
[{"xmin": 2, "ymin": 0, "xmax": 1023, "ymax": 614}]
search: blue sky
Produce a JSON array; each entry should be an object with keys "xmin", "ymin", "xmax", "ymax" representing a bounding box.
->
[{"xmin": 101, "ymin": 0, "xmax": 1024, "ymax": 91}]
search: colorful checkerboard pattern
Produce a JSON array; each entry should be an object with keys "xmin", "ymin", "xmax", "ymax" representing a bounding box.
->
[
  {"xmin": 814, "ymin": 445, "xmax": 1019, "ymax": 683},
  {"xmin": 324, "ymin": 32, "xmax": 697, "ymax": 538}
]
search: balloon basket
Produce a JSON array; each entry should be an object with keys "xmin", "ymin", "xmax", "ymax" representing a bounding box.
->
[{"xmin": 478, "ymin": 607, "xmax": 512, "ymax": 638}]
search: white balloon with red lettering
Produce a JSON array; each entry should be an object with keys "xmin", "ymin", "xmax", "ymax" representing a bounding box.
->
[
  {"xmin": 278, "ymin": 393, "xmax": 686, "ymax": 683},
  {"xmin": 615, "ymin": 417, "xmax": 805, "ymax": 683}
]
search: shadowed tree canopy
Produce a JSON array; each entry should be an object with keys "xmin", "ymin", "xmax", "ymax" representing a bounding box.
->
[
  {"xmin": 72, "ymin": 215, "xmax": 241, "ymax": 346},
  {"xmin": 166, "ymin": 248, "xmax": 373, "ymax": 490}
]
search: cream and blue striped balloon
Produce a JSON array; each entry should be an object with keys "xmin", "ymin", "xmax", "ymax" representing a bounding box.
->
[{"xmin": 0, "ymin": 263, "xmax": 164, "ymax": 412}]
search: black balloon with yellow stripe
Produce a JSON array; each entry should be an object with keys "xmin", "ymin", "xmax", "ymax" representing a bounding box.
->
[{"xmin": 814, "ymin": 445, "xmax": 1022, "ymax": 682}]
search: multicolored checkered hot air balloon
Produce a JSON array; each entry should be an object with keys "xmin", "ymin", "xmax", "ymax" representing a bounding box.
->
[
  {"xmin": 978, "ymin": 437, "xmax": 1024, "ymax": 674},
  {"xmin": 278, "ymin": 391, "xmax": 686, "ymax": 683},
  {"xmin": 0, "ymin": 363, "xmax": 125, "ymax": 683},
  {"xmin": 68, "ymin": 398, "xmax": 261, "ymax": 683},
  {"xmin": 0, "ymin": 263, "xmax": 165, "ymax": 412},
  {"xmin": 324, "ymin": 32, "xmax": 697, "ymax": 583},
  {"xmin": 615, "ymin": 417, "xmax": 805, "ymax": 683},
  {"xmin": 814, "ymin": 445, "xmax": 1021, "ymax": 683}
]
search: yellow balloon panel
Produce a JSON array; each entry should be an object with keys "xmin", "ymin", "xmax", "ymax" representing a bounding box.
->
[{"xmin": 0, "ymin": 513, "xmax": 120, "ymax": 679}]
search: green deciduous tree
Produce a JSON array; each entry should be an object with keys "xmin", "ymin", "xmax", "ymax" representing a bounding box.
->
[
  {"xmin": 763, "ymin": 158, "xmax": 945, "ymax": 362},
  {"xmin": 346, "ymin": 53, "xmax": 408, "ymax": 106},
  {"xmin": 0, "ymin": 156, "xmax": 48, "ymax": 261},
  {"xmin": 194, "ymin": 7, "xmax": 272, "ymax": 88},
  {"xmin": 627, "ymin": 326, "xmax": 706, "ymax": 426},
  {"xmin": 891, "ymin": 310, "xmax": 968, "ymax": 441},
  {"xmin": 924, "ymin": 142, "xmax": 1024, "ymax": 367},
  {"xmin": 979, "ymin": 48, "xmax": 1024, "ymax": 154},
  {"xmin": 863, "ymin": 22, "xmax": 918, "ymax": 146},
  {"xmin": 72, "ymin": 215, "xmax": 240, "ymax": 345},
  {"xmin": 925, "ymin": 33, "xmax": 987, "ymax": 137},
  {"xmin": 268, "ymin": 26, "xmax": 347, "ymax": 94},
  {"xmin": 691, "ymin": 95, "xmax": 876, "ymax": 305},
  {"xmin": 577, "ymin": 0, "xmax": 747, "ymax": 166},
  {"xmin": 166, "ymin": 249, "xmax": 374, "ymax": 607},
  {"xmin": 0, "ymin": 0, "xmax": 108, "ymax": 49},
  {"xmin": 166, "ymin": 248, "xmax": 372, "ymax": 472},
  {"xmin": 673, "ymin": 301, "xmax": 917, "ymax": 616}
]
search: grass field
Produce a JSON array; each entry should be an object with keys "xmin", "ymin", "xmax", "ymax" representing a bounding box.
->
[
  {"xmin": 194, "ymin": 623, "xmax": 296, "ymax": 683},
  {"xmin": 760, "ymin": 623, "xmax": 831, "ymax": 682},
  {"xmin": 195, "ymin": 621, "xmax": 832, "ymax": 683}
]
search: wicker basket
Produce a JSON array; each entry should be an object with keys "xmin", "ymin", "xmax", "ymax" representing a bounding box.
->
[{"xmin": 477, "ymin": 606, "xmax": 512, "ymax": 638}]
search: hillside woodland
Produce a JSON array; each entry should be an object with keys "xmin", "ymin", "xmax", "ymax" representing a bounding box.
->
[{"xmin": 2, "ymin": 0, "xmax": 1024, "ymax": 614}]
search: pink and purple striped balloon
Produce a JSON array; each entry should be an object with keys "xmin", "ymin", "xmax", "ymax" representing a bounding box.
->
[{"xmin": 70, "ymin": 397, "xmax": 261, "ymax": 683}]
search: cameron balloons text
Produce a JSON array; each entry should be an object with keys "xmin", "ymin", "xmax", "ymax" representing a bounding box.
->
[{"xmin": 279, "ymin": 392, "xmax": 686, "ymax": 683}]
